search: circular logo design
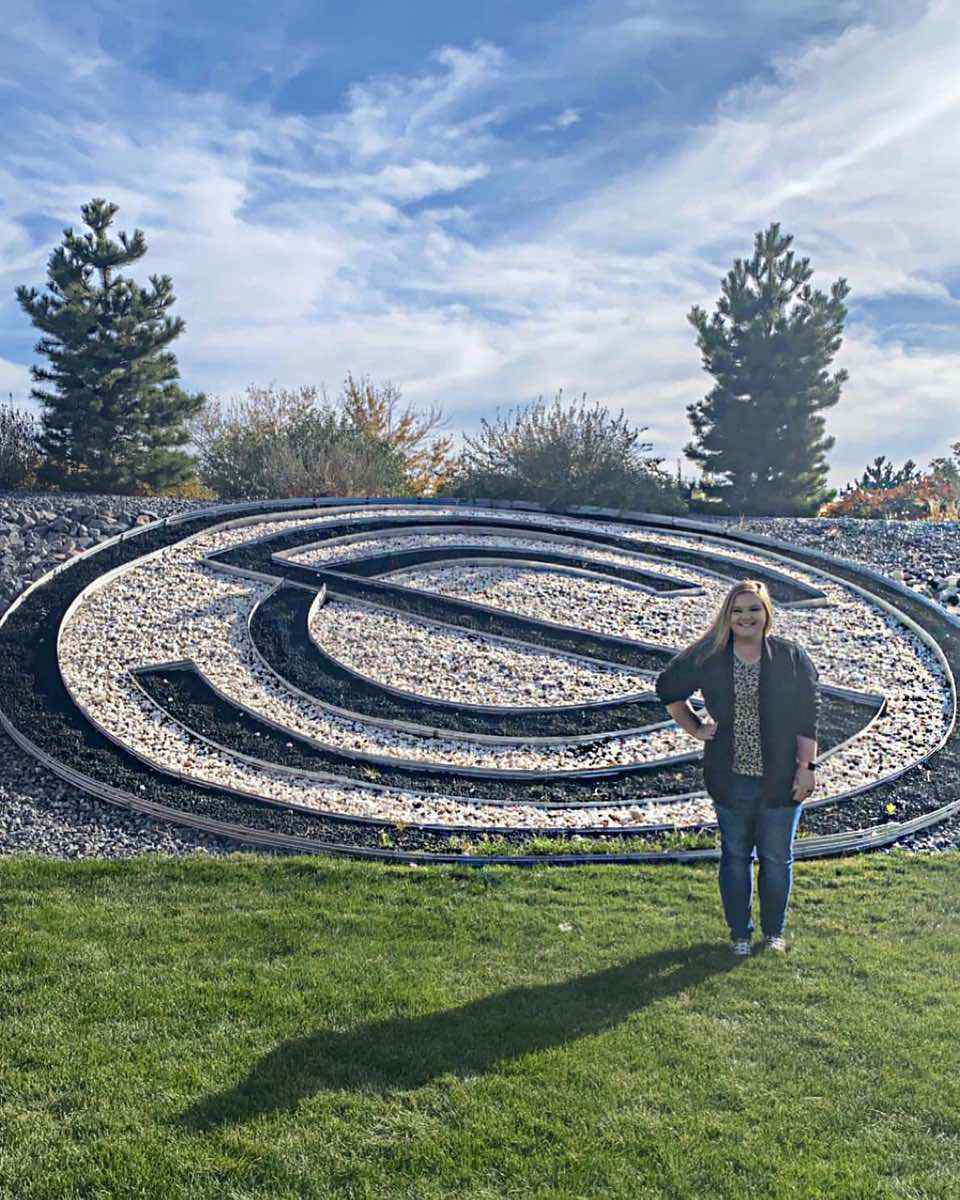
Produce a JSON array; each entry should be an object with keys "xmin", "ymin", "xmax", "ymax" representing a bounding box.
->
[{"xmin": 1, "ymin": 500, "xmax": 956, "ymax": 862}]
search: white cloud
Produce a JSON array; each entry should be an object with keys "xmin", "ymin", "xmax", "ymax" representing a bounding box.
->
[
  {"xmin": 828, "ymin": 326, "xmax": 960, "ymax": 479},
  {"xmin": 0, "ymin": 356, "xmax": 32, "ymax": 399},
  {"xmin": 356, "ymin": 161, "xmax": 489, "ymax": 202},
  {"xmin": 2, "ymin": 1, "xmax": 960, "ymax": 490},
  {"xmin": 558, "ymin": 3, "xmax": 960, "ymax": 296},
  {"xmin": 330, "ymin": 41, "xmax": 506, "ymax": 161},
  {"xmin": 536, "ymin": 108, "xmax": 582, "ymax": 133}
]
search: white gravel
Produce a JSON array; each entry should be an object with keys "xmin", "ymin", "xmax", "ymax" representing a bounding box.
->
[
  {"xmin": 285, "ymin": 528, "xmax": 703, "ymax": 591},
  {"xmin": 308, "ymin": 598, "xmax": 652, "ymax": 707}
]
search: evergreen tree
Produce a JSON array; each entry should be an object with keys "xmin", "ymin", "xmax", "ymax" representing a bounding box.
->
[
  {"xmin": 685, "ymin": 223, "xmax": 850, "ymax": 516},
  {"xmin": 15, "ymin": 198, "xmax": 205, "ymax": 493},
  {"xmin": 929, "ymin": 444, "xmax": 960, "ymax": 488},
  {"xmin": 848, "ymin": 454, "xmax": 919, "ymax": 492}
]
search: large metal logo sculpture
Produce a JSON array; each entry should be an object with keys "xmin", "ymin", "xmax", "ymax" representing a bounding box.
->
[{"xmin": 1, "ymin": 499, "xmax": 957, "ymax": 862}]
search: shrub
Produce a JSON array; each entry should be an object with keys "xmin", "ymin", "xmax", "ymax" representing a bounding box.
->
[
  {"xmin": 0, "ymin": 397, "xmax": 42, "ymax": 489},
  {"xmin": 820, "ymin": 481, "xmax": 927, "ymax": 519},
  {"xmin": 159, "ymin": 479, "xmax": 218, "ymax": 501},
  {"xmin": 191, "ymin": 384, "xmax": 402, "ymax": 500},
  {"xmin": 847, "ymin": 455, "xmax": 920, "ymax": 492},
  {"xmin": 441, "ymin": 392, "xmax": 687, "ymax": 514},
  {"xmin": 819, "ymin": 470, "xmax": 960, "ymax": 520},
  {"xmin": 822, "ymin": 449, "xmax": 960, "ymax": 520},
  {"xmin": 191, "ymin": 380, "xmax": 452, "ymax": 501},
  {"xmin": 341, "ymin": 373, "xmax": 453, "ymax": 495}
]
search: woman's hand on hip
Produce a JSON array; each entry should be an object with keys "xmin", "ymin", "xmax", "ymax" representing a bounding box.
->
[
  {"xmin": 792, "ymin": 765, "xmax": 816, "ymax": 802},
  {"xmin": 693, "ymin": 720, "xmax": 717, "ymax": 743}
]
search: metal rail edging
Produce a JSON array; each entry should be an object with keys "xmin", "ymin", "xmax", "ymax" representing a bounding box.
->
[
  {"xmin": 246, "ymin": 505, "xmax": 827, "ymax": 605},
  {"xmin": 121, "ymin": 668, "xmax": 718, "ymax": 833},
  {"xmin": 300, "ymin": 587, "xmax": 675, "ymax": 747}
]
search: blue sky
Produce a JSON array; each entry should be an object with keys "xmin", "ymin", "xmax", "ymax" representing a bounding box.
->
[{"xmin": 2, "ymin": 0, "xmax": 959, "ymax": 486}]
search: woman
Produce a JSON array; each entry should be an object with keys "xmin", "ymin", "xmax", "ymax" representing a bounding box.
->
[{"xmin": 655, "ymin": 580, "xmax": 819, "ymax": 956}]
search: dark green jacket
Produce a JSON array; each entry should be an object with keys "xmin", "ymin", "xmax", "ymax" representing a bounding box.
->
[{"xmin": 655, "ymin": 634, "xmax": 820, "ymax": 807}]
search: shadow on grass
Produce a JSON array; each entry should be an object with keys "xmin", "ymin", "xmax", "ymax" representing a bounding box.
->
[{"xmin": 181, "ymin": 941, "xmax": 733, "ymax": 1129}]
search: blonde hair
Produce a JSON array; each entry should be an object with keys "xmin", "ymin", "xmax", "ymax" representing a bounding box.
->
[{"xmin": 693, "ymin": 580, "xmax": 774, "ymax": 664}]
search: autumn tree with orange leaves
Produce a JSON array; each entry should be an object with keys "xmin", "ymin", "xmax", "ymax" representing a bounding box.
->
[{"xmin": 340, "ymin": 373, "xmax": 453, "ymax": 495}]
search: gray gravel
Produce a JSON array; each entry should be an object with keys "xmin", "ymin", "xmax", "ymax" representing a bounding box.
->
[
  {"xmin": 0, "ymin": 493, "xmax": 957, "ymax": 859},
  {"xmin": 0, "ymin": 739, "xmax": 247, "ymax": 858},
  {"xmin": 0, "ymin": 489, "xmax": 207, "ymax": 609},
  {"xmin": 707, "ymin": 515, "xmax": 960, "ymax": 608},
  {"xmin": 0, "ymin": 491, "xmax": 249, "ymax": 858}
]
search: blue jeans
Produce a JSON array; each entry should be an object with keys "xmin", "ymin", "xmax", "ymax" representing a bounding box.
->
[{"xmin": 714, "ymin": 774, "xmax": 803, "ymax": 941}]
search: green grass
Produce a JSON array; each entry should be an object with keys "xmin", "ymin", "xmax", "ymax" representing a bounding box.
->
[
  {"xmin": 0, "ymin": 852, "xmax": 958, "ymax": 1200},
  {"xmin": 437, "ymin": 830, "xmax": 720, "ymax": 856}
]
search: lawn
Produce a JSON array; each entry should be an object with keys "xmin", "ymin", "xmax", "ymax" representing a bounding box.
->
[{"xmin": 1, "ymin": 851, "xmax": 957, "ymax": 1200}]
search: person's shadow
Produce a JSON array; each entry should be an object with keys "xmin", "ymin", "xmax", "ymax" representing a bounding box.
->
[{"xmin": 181, "ymin": 941, "xmax": 733, "ymax": 1131}]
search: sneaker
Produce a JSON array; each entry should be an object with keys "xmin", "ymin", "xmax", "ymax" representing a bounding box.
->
[
  {"xmin": 731, "ymin": 938, "xmax": 752, "ymax": 956},
  {"xmin": 762, "ymin": 935, "xmax": 787, "ymax": 952}
]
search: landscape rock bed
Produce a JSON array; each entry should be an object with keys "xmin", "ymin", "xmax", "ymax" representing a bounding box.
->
[
  {"xmin": 213, "ymin": 510, "xmax": 824, "ymax": 605},
  {"xmin": 134, "ymin": 665, "xmax": 708, "ymax": 806},
  {"xmin": 302, "ymin": 598, "xmax": 664, "ymax": 730},
  {"xmin": 286, "ymin": 530, "xmax": 703, "ymax": 592},
  {"xmin": 0, "ymin": 493, "xmax": 957, "ymax": 859},
  {"xmin": 708, "ymin": 516, "xmax": 960, "ymax": 610},
  {"xmin": 0, "ymin": 491, "xmax": 205, "ymax": 610},
  {"xmin": 306, "ymin": 598, "xmax": 656, "ymax": 709},
  {"xmin": 257, "ymin": 588, "xmax": 869, "ymax": 752},
  {"xmin": 243, "ymin": 563, "xmax": 677, "ymax": 672},
  {"xmin": 330, "ymin": 543, "xmax": 695, "ymax": 592},
  {"xmin": 58, "ymin": 511, "xmax": 940, "ymax": 801}
]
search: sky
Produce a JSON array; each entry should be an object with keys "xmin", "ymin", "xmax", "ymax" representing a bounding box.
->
[{"xmin": 1, "ymin": 0, "xmax": 959, "ymax": 487}]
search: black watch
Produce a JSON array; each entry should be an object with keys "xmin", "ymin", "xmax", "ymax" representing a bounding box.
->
[{"xmin": 798, "ymin": 760, "xmax": 817, "ymax": 771}]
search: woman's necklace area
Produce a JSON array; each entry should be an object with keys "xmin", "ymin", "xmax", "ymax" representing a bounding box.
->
[{"xmin": 732, "ymin": 637, "xmax": 763, "ymax": 665}]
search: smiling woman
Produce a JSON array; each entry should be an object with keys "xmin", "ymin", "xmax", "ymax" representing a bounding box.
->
[{"xmin": 657, "ymin": 580, "xmax": 820, "ymax": 955}]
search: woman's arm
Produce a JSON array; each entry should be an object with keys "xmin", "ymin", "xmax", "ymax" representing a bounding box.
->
[
  {"xmin": 658, "ymin": 647, "xmax": 715, "ymax": 742},
  {"xmin": 793, "ymin": 646, "xmax": 820, "ymax": 801},
  {"xmin": 793, "ymin": 734, "xmax": 818, "ymax": 801},
  {"xmin": 666, "ymin": 700, "xmax": 716, "ymax": 742}
]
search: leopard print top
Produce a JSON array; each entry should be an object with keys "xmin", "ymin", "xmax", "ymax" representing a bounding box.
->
[{"xmin": 731, "ymin": 654, "xmax": 763, "ymax": 776}]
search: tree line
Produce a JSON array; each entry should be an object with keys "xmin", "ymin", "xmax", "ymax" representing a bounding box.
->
[{"xmin": 4, "ymin": 197, "xmax": 952, "ymax": 517}]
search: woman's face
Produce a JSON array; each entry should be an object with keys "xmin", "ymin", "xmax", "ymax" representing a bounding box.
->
[{"xmin": 729, "ymin": 594, "xmax": 766, "ymax": 639}]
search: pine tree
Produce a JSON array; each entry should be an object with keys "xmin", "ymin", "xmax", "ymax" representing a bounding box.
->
[
  {"xmin": 685, "ymin": 223, "xmax": 850, "ymax": 516},
  {"xmin": 850, "ymin": 454, "xmax": 919, "ymax": 492},
  {"xmin": 15, "ymin": 198, "xmax": 205, "ymax": 493}
]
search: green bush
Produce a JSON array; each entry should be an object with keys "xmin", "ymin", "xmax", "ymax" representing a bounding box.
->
[
  {"xmin": 441, "ymin": 392, "xmax": 687, "ymax": 514},
  {"xmin": 191, "ymin": 380, "xmax": 454, "ymax": 501},
  {"xmin": 0, "ymin": 397, "xmax": 42, "ymax": 489},
  {"xmin": 191, "ymin": 384, "xmax": 410, "ymax": 500}
]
